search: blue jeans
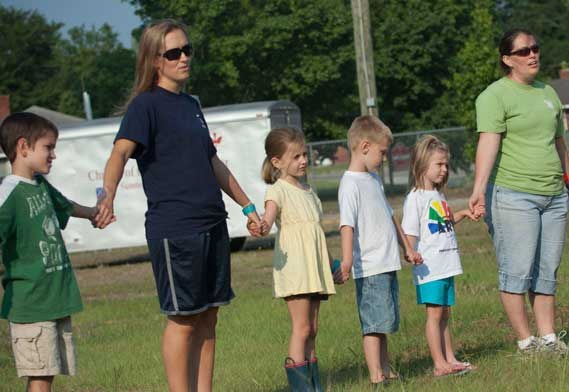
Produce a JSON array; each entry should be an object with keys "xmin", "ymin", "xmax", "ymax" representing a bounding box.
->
[{"xmin": 485, "ymin": 184, "xmax": 568, "ymax": 294}]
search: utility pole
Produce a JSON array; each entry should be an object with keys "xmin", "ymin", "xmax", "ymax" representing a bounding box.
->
[
  {"xmin": 352, "ymin": 1, "xmax": 392, "ymax": 184},
  {"xmin": 351, "ymin": 0, "xmax": 378, "ymax": 117}
]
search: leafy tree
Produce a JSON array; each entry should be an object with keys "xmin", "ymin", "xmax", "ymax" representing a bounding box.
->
[
  {"xmin": 369, "ymin": 0, "xmax": 488, "ymax": 132},
  {"xmin": 129, "ymin": 0, "xmax": 357, "ymax": 140},
  {"xmin": 0, "ymin": 6, "xmax": 62, "ymax": 112},
  {"xmin": 497, "ymin": 0, "xmax": 569, "ymax": 79},
  {"xmin": 53, "ymin": 24, "xmax": 135, "ymax": 117},
  {"xmin": 422, "ymin": 0, "xmax": 501, "ymax": 167},
  {"xmin": 130, "ymin": 0, "xmax": 491, "ymax": 138},
  {"xmin": 0, "ymin": 6, "xmax": 135, "ymax": 118}
]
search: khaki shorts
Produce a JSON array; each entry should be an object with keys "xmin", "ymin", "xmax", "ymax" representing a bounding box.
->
[{"xmin": 10, "ymin": 317, "xmax": 76, "ymax": 378}]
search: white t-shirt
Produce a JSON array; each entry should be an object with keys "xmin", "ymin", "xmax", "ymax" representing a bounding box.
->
[
  {"xmin": 401, "ymin": 189, "xmax": 463, "ymax": 285},
  {"xmin": 338, "ymin": 171, "xmax": 401, "ymax": 279}
]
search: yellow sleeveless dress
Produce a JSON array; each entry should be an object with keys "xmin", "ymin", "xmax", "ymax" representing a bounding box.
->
[{"xmin": 265, "ymin": 179, "xmax": 336, "ymax": 298}]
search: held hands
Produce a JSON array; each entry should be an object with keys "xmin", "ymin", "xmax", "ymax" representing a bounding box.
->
[
  {"xmin": 88, "ymin": 206, "xmax": 99, "ymax": 227},
  {"xmin": 332, "ymin": 260, "xmax": 351, "ymax": 284},
  {"xmin": 404, "ymin": 249, "xmax": 423, "ymax": 265},
  {"xmin": 457, "ymin": 206, "xmax": 485, "ymax": 223},
  {"xmin": 93, "ymin": 188, "xmax": 117, "ymax": 229},
  {"xmin": 468, "ymin": 191, "xmax": 486, "ymax": 217},
  {"xmin": 246, "ymin": 214, "xmax": 268, "ymax": 237}
]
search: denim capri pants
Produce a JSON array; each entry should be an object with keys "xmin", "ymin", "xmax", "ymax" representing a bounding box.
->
[
  {"xmin": 355, "ymin": 271, "xmax": 399, "ymax": 335},
  {"xmin": 485, "ymin": 184, "xmax": 568, "ymax": 295}
]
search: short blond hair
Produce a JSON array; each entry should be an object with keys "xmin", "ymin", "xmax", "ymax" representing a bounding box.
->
[{"xmin": 347, "ymin": 115, "xmax": 393, "ymax": 151}]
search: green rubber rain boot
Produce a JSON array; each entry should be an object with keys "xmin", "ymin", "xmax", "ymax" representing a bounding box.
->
[
  {"xmin": 285, "ymin": 358, "xmax": 313, "ymax": 392},
  {"xmin": 308, "ymin": 357, "xmax": 323, "ymax": 392}
]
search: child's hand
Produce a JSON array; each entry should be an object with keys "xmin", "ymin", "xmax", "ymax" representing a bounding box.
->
[
  {"xmin": 94, "ymin": 189, "xmax": 116, "ymax": 229},
  {"xmin": 330, "ymin": 259, "xmax": 344, "ymax": 284},
  {"xmin": 474, "ymin": 205, "xmax": 486, "ymax": 219},
  {"xmin": 405, "ymin": 250, "xmax": 423, "ymax": 265},
  {"xmin": 246, "ymin": 219, "xmax": 262, "ymax": 237},
  {"xmin": 464, "ymin": 210, "xmax": 478, "ymax": 221},
  {"xmin": 462, "ymin": 209, "xmax": 482, "ymax": 222},
  {"xmin": 260, "ymin": 220, "xmax": 270, "ymax": 236},
  {"xmin": 336, "ymin": 262, "xmax": 351, "ymax": 283},
  {"xmin": 92, "ymin": 206, "xmax": 116, "ymax": 228}
]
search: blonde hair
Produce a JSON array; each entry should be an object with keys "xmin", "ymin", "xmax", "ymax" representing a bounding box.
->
[
  {"xmin": 408, "ymin": 135, "xmax": 450, "ymax": 192},
  {"xmin": 119, "ymin": 19, "xmax": 189, "ymax": 113},
  {"xmin": 347, "ymin": 115, "xmax": 393, "ymax": 151},
  {"xmin": 262, "ymin": 127, "xmax": 305, "ymax": 184}
]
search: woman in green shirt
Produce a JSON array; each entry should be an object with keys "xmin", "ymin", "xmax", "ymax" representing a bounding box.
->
[{"xmin": 469, "ymin": 28, "xmax": 569, "ymax": 356}]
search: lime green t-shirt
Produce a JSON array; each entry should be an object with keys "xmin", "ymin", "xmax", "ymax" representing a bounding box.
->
[
  {"xmin": 476, "ymin": 77, "xmax": 566, "ymax": 195},
  {"xmin": 0, "ymin": 175, "xmax": 83, "ymax": 323}
]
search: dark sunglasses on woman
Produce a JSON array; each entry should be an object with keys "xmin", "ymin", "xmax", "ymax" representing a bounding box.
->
[
  {"xmin": 159, "ymin": 44, "xmax": 193, "ymax": 61},
  {"xmin": 509, "ymin": 44, "xmax": 539, "ymax": 57}
]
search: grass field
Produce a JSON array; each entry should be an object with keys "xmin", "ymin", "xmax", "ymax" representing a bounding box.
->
[{"xmin": 1, "ymin": 186, "xmax": 569, "ymax": 391}]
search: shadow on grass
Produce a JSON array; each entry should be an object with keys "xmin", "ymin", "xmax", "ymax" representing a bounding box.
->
[
  {"xmin": 394, "ymin": 339, "xmax": 510, "ymax": 379},
  {"xmin": 272, "ymin": 340, "xmax": 511, "ymax": 391}
]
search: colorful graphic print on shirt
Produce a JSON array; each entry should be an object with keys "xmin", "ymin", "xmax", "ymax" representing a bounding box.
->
[{"xmin": 427, "ymin": 200, "xmax": 454, "ymax": 235}]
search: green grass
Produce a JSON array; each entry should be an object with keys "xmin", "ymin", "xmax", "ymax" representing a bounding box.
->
[{"xmin": 1, "ymin": 194, "xmax": 569, "ymax": 391}]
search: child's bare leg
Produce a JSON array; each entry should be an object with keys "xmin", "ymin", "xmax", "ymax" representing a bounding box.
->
[
  {"xmin": 425, "ymin": 305, "xmax": 451, "ymax": 373},
  {"xmin": 440, "ymin": 306, "xmax": 458, "ymax": 364},
  {"xmin": 286, "ymin": 296, "xmax": 312, "ymax": 363},
  {"xmin": 27, "ymin": 376, "xmax": 53, "ymax": 392},
  {"xmin": 306, "ymin": 298, "xmax": 321, "ymax": 360},
  {"xmin": 379, "ymin": 334, "xmax": 396, "ymax": 378},
  {"xmin": 192, "ymin": 308, "xmax": 218, "ymax": 392},
  {"xmin": 363, "ymin": 334, "xmax": 384, "ymax": 383}
]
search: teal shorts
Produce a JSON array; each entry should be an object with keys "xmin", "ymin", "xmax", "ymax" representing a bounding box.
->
[{"xmin": 416, "ymin": 277, "xmax": 455, "ymax": 306}]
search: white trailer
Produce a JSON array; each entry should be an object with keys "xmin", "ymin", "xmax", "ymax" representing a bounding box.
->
[{"xmin": 0, "ymin": 100, "xmax": 301, "ymax": 252}]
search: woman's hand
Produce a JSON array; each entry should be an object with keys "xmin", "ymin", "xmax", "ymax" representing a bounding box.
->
[
  {"xmin": 468, "ymin": 191, "xmax": 486, "ymax": 217},
  {"xmin": 94, "ymin": 189, "xmax": 117, "ymax": 229}
]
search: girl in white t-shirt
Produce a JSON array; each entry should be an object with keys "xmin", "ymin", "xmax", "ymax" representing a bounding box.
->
[{"xmin": 402, "ymin": 135, "xmax": 482, "ymax": 377}]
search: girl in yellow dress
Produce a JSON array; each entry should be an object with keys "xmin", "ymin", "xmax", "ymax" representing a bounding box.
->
[{"xmin": 258, "ymin": 127, "xmax": 336, "ymax": 391}]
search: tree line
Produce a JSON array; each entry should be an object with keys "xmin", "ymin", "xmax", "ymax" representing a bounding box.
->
[{"xmin": 1, "ymin": 0, "xmax": 568, "ymax": 142}]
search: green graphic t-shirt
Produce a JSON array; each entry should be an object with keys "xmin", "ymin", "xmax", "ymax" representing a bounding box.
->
[
  {"xmin": 476, "ymin": 77, "xmax": 566, "ymax": 195},
  {"xmin": 0, "ymin": 175, "xmax": 83, "ymax": 323}
]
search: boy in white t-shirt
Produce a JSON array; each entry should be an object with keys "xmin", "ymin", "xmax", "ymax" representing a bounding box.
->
[{"xmin": 336, "ymin": 115, "xmax": 422, "ymax": 385}]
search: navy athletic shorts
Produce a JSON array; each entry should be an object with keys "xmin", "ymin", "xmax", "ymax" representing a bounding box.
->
[{"xmin": 147, "ymin": 220, "xmax": 234, "ymax": 315}]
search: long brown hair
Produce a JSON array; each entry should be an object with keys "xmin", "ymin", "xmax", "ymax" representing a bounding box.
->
[
  {"xmin": 119, "ymin": 19, "xmax": 189, "ymax": 113},
  {"xmin": 262, "ymin": 128, "xmax": 305, "ymax": 184},
  {"xmin": 408, "ymin": 135, "xmax": 450, "ymax": 192}
]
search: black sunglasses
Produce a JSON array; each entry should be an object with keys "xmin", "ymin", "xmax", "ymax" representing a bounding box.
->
[
  {"xmin": 158, "ymin": 44, "xmax": 193, "ymax": 61},
  {"xmin": 509, "ymin": 44, "xmax": 540, "ymax": 57}
]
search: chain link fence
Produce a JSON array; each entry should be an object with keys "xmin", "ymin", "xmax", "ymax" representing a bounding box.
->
[{"xmin": 306, "ymin": 126, "xmax": 470, "ymax": 198}]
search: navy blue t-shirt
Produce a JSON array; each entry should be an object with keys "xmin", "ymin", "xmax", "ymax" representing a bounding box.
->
[{"xmin": 116, "ymin": 87, "xmax": 227, "ymax": 239}]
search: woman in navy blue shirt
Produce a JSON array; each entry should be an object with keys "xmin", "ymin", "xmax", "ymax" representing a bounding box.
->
[{"xmin": 96, "ymin": 19, "xmax": 262, "ymax": 392}]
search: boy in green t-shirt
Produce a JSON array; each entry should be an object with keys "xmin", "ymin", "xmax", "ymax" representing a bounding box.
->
[{"xmin": 0, "ymin": 113, "xmax": 110, "ymax": 391}]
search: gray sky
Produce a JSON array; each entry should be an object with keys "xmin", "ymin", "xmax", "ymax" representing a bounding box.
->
[{"xmin": 0, "ymin": 0, "xmax": 142, "ymax": 48}]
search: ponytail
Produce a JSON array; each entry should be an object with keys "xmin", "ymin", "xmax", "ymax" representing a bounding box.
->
[{"xmin": 262, "ymin": 156, "xmax": 280, "ymax": 184}]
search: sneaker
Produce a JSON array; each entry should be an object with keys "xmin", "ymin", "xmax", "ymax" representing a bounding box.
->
[
  {"xmin": 540, "ymin": 331, "xmax": 568, "ymax": 356},
  {"xmin": 517, "ymin": 336, "xmax": 541, "ymax": 356}
]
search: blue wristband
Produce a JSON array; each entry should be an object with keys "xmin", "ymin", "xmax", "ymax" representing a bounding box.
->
[{"xmin": 242, "ymin": 203, "xmax": 256, "ymax": 216}]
